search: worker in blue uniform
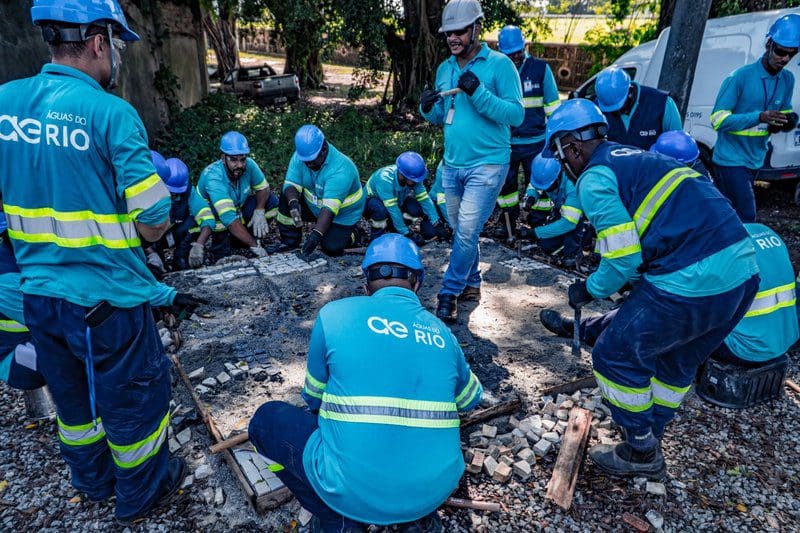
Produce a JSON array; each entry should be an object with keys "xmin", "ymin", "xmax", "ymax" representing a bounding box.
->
[
  {"xmin": 419, "ymin": 0, "xmax": 524, "ymax": 321},
  {"xmin": 188, "ymin": 131, "xmax": 277, "ymax": 267},
  {"xmin": 711, "ymin": 14, "xmax": 800, "ymax": 223},
  {"xmin": 249, "ymin": 234, "xmax": 482, "ymax": 533},
  {"xmin": 429, "ymin": 162, "xmax": 451, "ymax": 227},
  {"xmin": 518, "ymin": 154, "xmax": 585, "ymax": 266},
  {"xmin": 0, "ymin": 272, "xmax": 45, "ymax": 391},
  {"xmin": 269, "ymin": 125, "xmax": 366, "ymax": 257},
  {"xmin": 650, "ymin": 130, "xmax": 710, "ymax": 179},
  {"xmin": 143, "ymin": 151, "xmax": 172, "ymax": 278},
  {"xmin": 493, "ymin": 25, "xmax": 560, "ymax": 239},
  {"xmin": 147, "ymin": 156, "xmax": 194, "ymax": 271},
  {"xmin": 363, "ymin": 152, "xmax": 450, "ymax": 245},
  {"xmin": 544, "ymin": 98, "xmax": 759, "ymax": 479},
  {"xmin": 0, "ymin": 1, "xmax": 188, "ymax": 524},
  {"xmin": 0, "ymin": 211, "xmax": 18, "ymax": 275},
  {"xmin": 593, "ymin": 66, "xmax": 682, "ymax": 150}
]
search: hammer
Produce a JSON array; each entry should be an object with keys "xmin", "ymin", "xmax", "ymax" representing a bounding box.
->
[{"xmin": 503, "ymin": 211, "xmax": 516, "ymax": 245}]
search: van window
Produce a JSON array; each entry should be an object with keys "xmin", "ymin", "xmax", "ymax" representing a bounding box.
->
[
  {"xmin": 695, "ymin": 35, "xmax": 751, "ymax": 86},
  {"xmin": 575, "ymin": 67, "xmax": 638, "ymax": 100}
]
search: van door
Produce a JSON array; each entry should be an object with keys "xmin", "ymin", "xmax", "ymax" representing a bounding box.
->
[{"xmin": 767, "ymin": 60, "xmax": 800, "ymax": 172}]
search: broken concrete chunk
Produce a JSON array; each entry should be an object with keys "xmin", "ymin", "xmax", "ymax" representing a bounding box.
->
[
  {"xmin": 194, "ymin": 384, "xmax": 210, "ymax": 396},
  {"xmin": 201, "ymin": 377, "xmax": 217, "ymax": 388},
  {"xmin": 555, "ymin": 394, "xmax": 569, "ymax": 405},
  {"xmin": 481, "ymin": 424, "xmax": 498, "ymax": 438},
  {"xmin": 541, "ymin": 419, "xmax": 556, "ymax": 431},
  {"xmin": 508, "ymin": 415, "xmax": 520, "ymax": 428},
  {"xmin": 542, "ymin": 432, "xmax": 560, "ymax": 443},
  {"xmin": 175, "ymin": 428, "xmax": 191, "ymax": 446},
  {"xmin": 180, "ymin": 475, "xmax": 194, "ymax": 489},
  {"xmin": 492, "ymin": 462, "xmax": 512, "ymax": 483},
  {"xmin": 187, "ymin": 367, "xmax": 205, "ymax": 380},
  {"xmin": 542, "ymin": 401, "xmax": 558, "ymax": 416},
  {"xmin": 499, "ymin": 455, "xmax": 514, "ymax": 467},
  {"xmin": 467, "ymin": 451, "xmax": 485, "ymax": 474},
  {"xmin": 513, "ymin": 460, "xmax": 532, "ymax": 480},
  {"xmin": 214, "ymin": 487, "xmax": 225, "ymax": 506},
  {"xmin": 525, "ymin": 430, "xmax": 541, "ymax": 444},
  {"xmin": 482, "ymin": 456, "xmax": 499, "ymax": 477},
  {"xmin": 202, "ymin": 487, "xmax": 215, "ymax": 504},
  {"xmin": 517, "ymin": 448, "xmax": 536, "ymax": 465},
  {"xmin": 168, "ymin": 438, "xmax": 180, "ymax": 454},
  {"xmin": 533, "ymin": 439, "xmax": 553, "ymax": 457},
  {"xmin": 645, "ymin": 510, "xmax": 664, "ymax": 529},
  {"xmin": 195, "ymin": 464, "xmax": 213, "ymax": 480},
  {"xmin": 646, "ymin": 481, "xmax": 666, "ymax": 496},
  {"xmin": 556, "ymin": 409, "xmax": 570, "ymax": 421},
  {"xmin": 236, "ymin": 361, "xmax": 250, "ymax": 372},
  {"xmin": 559, "ymin": 399, "xmax": 574, "ymax": 410},
  {"xmin": 224, "ymin": 362, "xmax": 237, "ymax": 372},
  {"xmin": 298, "ymin": 508, "xmax": 313, "ymax": 527},
  {"xmin": 216, "ymin": 372, "xmax": 231, "ymax": 385}
]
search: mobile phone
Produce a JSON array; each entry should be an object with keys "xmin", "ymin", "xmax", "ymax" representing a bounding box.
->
[{"xmin": 85, "ymin": 301, "xmax": 115, "ymax": 328}]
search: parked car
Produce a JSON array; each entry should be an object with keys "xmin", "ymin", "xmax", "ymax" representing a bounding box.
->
[
  {"xmin": 221, "ymin": 64, "xmax": 300, "ymax": 106},
  {"xmin": 571, "ymin": 7, "xmax": 800, "ymax": 198}
]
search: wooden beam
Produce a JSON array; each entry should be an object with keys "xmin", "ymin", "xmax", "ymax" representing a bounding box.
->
[
  {"xmin": 540, "ymin": 376, "xmax": 596, "ymax": 397},
  {"xmin": 210, "ymin": 432, "xmax": 250, "ymax": 454},
  {"xmin": 459, "ymin": 397, "xmax": 521, "ymax": 428},
  {"xmin": 444, "ymin": 497, "xmax": 501, "ymax": 513},
  {"xmin": 545, "ymin": 407, "xmax": 592, "ymax": 510},
  {"xmin": 786, "ymin": 379, "xmax": 800, "ymax": 394}
]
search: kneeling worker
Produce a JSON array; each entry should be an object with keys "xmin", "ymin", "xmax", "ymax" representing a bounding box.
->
[
  {"xmin": 249, "ymin": 234, "xmax": 483, "ymax": 532},
  {"xmin": 0, "ymin": 272, "xmax": 45, "ymax": 391}
]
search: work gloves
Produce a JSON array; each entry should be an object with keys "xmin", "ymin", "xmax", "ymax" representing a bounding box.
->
[
  {"xmin": 457, "ymin": 71, "xmax": 480, "ymax": 96},
  {"xmin": 249, "ymin": 209, "xmax": 269, "ymax": 238},
  {"xmin": 189, "ymin": 242, "xmax": 205, "ymax": 268},
  {"xmin": 568, "ymin": 280, "xmax": 593, "ymax": 310},
  {"xmin": 146, "ymin": 250, "xmax": 165, "ymax": 277},
  {"xmin": 420, "ymin": 88, "xmax": 440, "ymax": 113},
  {"xmin": 774, "ymin": 111, "xmax": 800, "ymax": 133},
  {"xmin": 288, "ymin": 199, "xmax": 304, "ymax": 228},
  {"xmin": 301, "ymin": 229, "xmax": 323, "ymax": 257},
  {"xmin": 522, "ymin": 196, "xmax": 536, "ymax": 211},
  {"xmin": 173, "ymin": 293, "xmax": 209, "ymax": 314},
  {"xmin": 517, "ymin": 227, "xmax": 538, "ymax": 243},
  {"xmin": 408, "ymin": 232, "xmax": 428, "ymax": 247},
  {"xmin": 433, "ymin": 220, "xmax": 452, "ymax": 241},
  {"xmin": 249, "ymin": 245, "xmax": 268, "ymax": 258}
]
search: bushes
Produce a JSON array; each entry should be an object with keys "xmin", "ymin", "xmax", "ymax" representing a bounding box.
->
[{"xmin": 155, "ymin": 93, "xmax": 444, "ymax": 186}]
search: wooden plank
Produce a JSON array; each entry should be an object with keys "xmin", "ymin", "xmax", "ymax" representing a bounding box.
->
[
  {"xmin": 786, "ymin": 379, "xmax": 800, "ymax": 394},
  {"xmin": 210, "ymin": 432, "xmax": 250, "ymax": 454},
  {"xmin": 545, "ymin": 407, "xmax": 592, "ymax": 510},
  {"xmin": 459, "ymin": 397, "xmax": 521, "ymax": 428},
  {"xmin": 540, "ymin": 376, "xmax": 596, "ymax": 398},
  {"xmin": 444, "ymin": 497, "xmax": 502, "ymax": 513}
]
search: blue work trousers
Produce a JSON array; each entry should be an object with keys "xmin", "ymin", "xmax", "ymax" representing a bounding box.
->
[
  {"xmin": 713, "ymin": 165, "xmax": 758, "ymax": 223},
  {"xmin": 497, "ymin": 142, "xmax": 543, "ymax": 224},
  {"xmin": 363, "ymin": 196, "xmax": 436, "ymax": 241},
  {"xmin": 441, "ymin": 164, "xmax": 508, "ymax": 295},
  {"xmin": 23, "ymin": 295, "xmax": 171, "ymax": 520},
  {"xmin": 249, "ymin": 401, "xmax": 364, "ymax": 532},
  {"xmin": 274, "ymin": 191, "xmax": 356, "ymax": 256},
  {"xmin": 0, "ymin": 238, "xmax": 18, "ymax": 275},
  {"xmin": 591, "ymin": 275, "xmax": 759, "ymax": 444},
  {"xmin": 2, "ymin": 342, "xmax": 46, "ymax": 390}
]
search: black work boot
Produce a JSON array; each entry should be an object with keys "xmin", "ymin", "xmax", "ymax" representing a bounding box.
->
[
  {"xmin": 115, "ymin": 457, "xmax": 187, "ymax": 526},
  {"xmin": 459, "ymin": 285, "xmax": 481, "ymax": 302},
  {"xmin": 588, "ymin": 441, "xmax": 666, "ymax": 480},
  {"xmin": 436, "ymin": 294, "xmax": 458, "ymax": 323},
  {"xmin": 539, "ymin": 309, "xmax": 574, "ymax": 338},
  {"xmin": 398, "ymin": 511, "xmax": 444, "ymax": 533},
  {"xmin": 266, "ymin": 242, "xmax": 298, "ymax": 254}
]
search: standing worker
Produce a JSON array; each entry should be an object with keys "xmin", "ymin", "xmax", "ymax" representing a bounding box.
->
[
  {"xmin": 710, "ymin": 14, "xmax": 799, "ymax": 222},
  {"xmin": 188, "ymin": 131, "xmax": 277, "ymax": 267},
  {"xmin": 493, "ymin": 24, "xmax": 560, "ymax": 239},
  {"xmin": 420, "ymin": 0, "xmax": 524, "ymax": 321},
  {"xmin": 363, "ymin": 151, "xmax": 450, "ymax": 245},
  {"xmin": 544, "ymin": 99, "xmax": 759, "ymax": 479},
  {"xmin": 248, "ymin": 234, "xmax": 482, "ymax": 532},
  {"xmin": 0, "ymin": 0, "xmax": 188, "ymax": 524},
  {"xmin": 270, "ymin": 125, "xmax": 365, "ymax": 257},
  {"xmin": 594, "ymin": 66, "xmax": 682, "ymax": 149}
]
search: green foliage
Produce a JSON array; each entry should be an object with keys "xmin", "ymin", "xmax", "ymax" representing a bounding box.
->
[
  {"xmin": 582, "ymin": 1, "xmax": 658, "ymax": 75},
  {"xmin": 155, "ymin": 94, "xmax": 443, "ymax": 185}
]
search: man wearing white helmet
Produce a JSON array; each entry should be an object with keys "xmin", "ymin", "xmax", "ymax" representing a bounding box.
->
[{"xmin": 420, "ymin": 0, "xmax": 524, "ymax": 322}]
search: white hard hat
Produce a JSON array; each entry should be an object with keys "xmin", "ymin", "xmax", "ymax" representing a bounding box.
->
[{"xmin": 439, "ymin": 0, "xmax": 484, "ymax": 33}]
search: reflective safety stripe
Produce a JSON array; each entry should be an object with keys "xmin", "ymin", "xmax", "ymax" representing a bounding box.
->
[
  {"xmin": 369, "ymin": 218, "xmax": 388, "ymax": 229},
  {"xmin": 496, "ymin": 192, "xmax": 519, "ymax": 208},
  {"xmin": 57, "ymin": 416, "xmax": 106, "ymax": 446},
  {"xmin": 267, "ymin": 463, "xmax": 284, "ymax": 472},
  {"xmin": 650, "ymin": 377, "xmax": 690, "ymax": 409},
  {"xmin": 195, "ymin": 206, "xmax": 215, "ymax": 225},
  {"xmin": 124, "ymin": 174, "xmax": 169, "ymax": 214},
  {"xmin": 522, "ymin": 96, "xmax": 544, "ymax": 108},
  {"xmin": 730, "ymin": 125, "xmax": 769, "ymax": 137},
  {"xmin": 596, "ymin": 222, "xmax": 641, "ymax": 259},
  {"xmin": 544, "ymin": 99, "xmax": 560, "ymax": 116},
  {"xmin": 383, "ymin": 198, "xmax": 399, "ymax": 208},
  {"xmin": 436, "ymin": 193, "xmax": 446, "ymax": 205},
  {"xmin": 276, "ymin": 212, "xmax": 295, "ymax": 226},
  {"xmin": 213, "ymin": 198, "xmax": 236, "ymax": 216},
  {"xmin": 319, "ymin": 393, "xmax": 460, "ymax": 429},
  {"xmin": 593, "ymin": 370, "xmax": 653, "ymax": 413},
  {"xmin": 0, "ymin": 318, "xmax": 28, "ymax": 333},
  {"xmin": 322, "ymin": 199, "xmax": 342, "ymax": 214},
  {"xmin": 108, "ymin": 412, "xmax": 169, "ymax": 469},
  {"xmin": 633, "ymin": 168, "xmax": 700, "ymax": 237},
  {"xmin": 340, "ymin": 188, "xmax": 364, "ymax": 208},
  {"xmin": 744, "ymin": 283, "xmax": 796, "ymax": 318},
  {"xmin": 303, "ymin": 370, "xmax": 327, "ymax": 399},
  {"xmin": 4, "ymin": 205, "xmax": 140, "ymax": 250},
  {"xmin": 455, "ymin": 371, "xmax": 480, "ymax": 410},
  {"xmin": 252, "ymin": 178, "xmax": 268, "ymax": 191},
  {"xmin": 559, "ymin": 204, "xmax": 582, "ymax": 225},
  {"xmin": 532, "ymin": 199, "xmax": 553, "ymax": 211},
  {"xmin": 416, "ymin": 191, "xmax": 430, "ymax": 202},
  {"xmin": 710, "ymin": 109, "xmax": 732, "ymax": 130},
  {"xmin": 265, "ymin": 207, "xmax": 278, "ymax": 219}
]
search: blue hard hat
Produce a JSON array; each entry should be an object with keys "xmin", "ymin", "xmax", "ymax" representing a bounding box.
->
[
  {"xmin": 595, "ymin": 67, "xmax": 631, "ymax": 112},
  {"xmin": 165, "ymin": 158, "xmax": 190, "ymax": 193},
  {"xmin": 150, "ymin": 150, "xmax": 170, "ymax": 181},
  {"xmin": 768, "ymin": 14, "xmax": 800, "ymax": 48},
  {"xmin": 362, "ymin": 233, "xmax": 425, "ymax": 284},
  {"xmin": 650, "ymin": 130, "xmax": 700, "ymax": 164},
  {"xmin": 31, "ymin": 0, "xmax": 140, "ymax": 41},
  {"xmin": 0, "ymin": 211, "xmax": 6, "ymax": 234},
  {"xmin": 530, "ymin": 154, "xmax": 562, "ymax": 190},
  {"xmin": 396, "ymin": 151, "xmax": 428, "ymax": 183},
  {"xmin": 544, "ymin": 98, "xmax": 608, "ymax": 149},
  {"xmin": 294, "ymin": 125, "xmax": 325, "ymax": 162},
  {"xmin": 220, "ymin": 131, "xmax": 250, "ymax": 156},
  {"xmin": 498, "ymin": 25, "xmax": 525, "ymax": 55}
]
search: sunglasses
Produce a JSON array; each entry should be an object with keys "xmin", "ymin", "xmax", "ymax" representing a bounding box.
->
[
  {"xmin": 445, "ymin": 26, "xmax": 471, "ymax": 38},
  {"xmin": 772, "ymin": 43, "xmax": 797, "ymax": 58}
]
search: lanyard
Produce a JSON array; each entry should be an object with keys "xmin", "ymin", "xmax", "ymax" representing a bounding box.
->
[
  {"xmin": 762, "ymin": 75, "xmax": 781, "ymax": 111},
  {"xmin": 449, "ymin": 55, "xmax": 481, "ymax": 108}
]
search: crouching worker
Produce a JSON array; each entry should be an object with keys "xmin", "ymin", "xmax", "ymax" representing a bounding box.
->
[
  {"xmin": 364, "ymin": 151, "xmax": 451, "ymax": 245},
  {"xmin": 0, "ymin": 272, "xmax": 44, "ymax": 390},
  {"xmin": 249, "ymin": 234, "xmax": 483, "ymax": 532}
]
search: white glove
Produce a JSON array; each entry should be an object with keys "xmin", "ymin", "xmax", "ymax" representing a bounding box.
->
[
  {"xmin": 189, "ymin": 242, "xmax": 205, "ymax": 268},
  {"xmin": 249, "ymin": 209, "xmax": 269, "ymax": 238},
  {"xmin": 250, "ymin": 245, "xmax": 267, "ymax": 258},
  {"xmin": 146, "ymin": 251, "xmax": 165, "ymax": 273}
]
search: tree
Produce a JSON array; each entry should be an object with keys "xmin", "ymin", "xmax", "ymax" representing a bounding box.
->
[{"xmin": 201, "ymin": 0, "xmax": 240, "ymax": 81}]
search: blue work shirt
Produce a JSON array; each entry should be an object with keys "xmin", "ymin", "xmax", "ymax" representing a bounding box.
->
[
  {"xmin": 523, "ymin": 174, "xmax": 582, "ymax": 239},
  {"xmin": 617, "ymin": 82, "xmax": 682, "ymax": 134},
  {"xmin": 0, "ymin": 64, "xmax": 170, "ymax": 308},
  {"xmin": 711, "ymin": 59, "xmax": 795, "ymax": 169},
  {"xmin": 284, "ymin": 143, "xmax": 365, "ymax": 226},
  {"xmin": 421, "ymin": 43, "xmax": 524, "ymax": 168},
  {"xmin": 192, "ymin": 158, "xmax": 268, "ymax": 229},
  {"xmin": 366, "ymin": 165, "xmax": 440, "ymax": 234},
  {"xmin": 301, "ymin": 287, "xmax": 482, "ymax": 525},
  {"xmin": 429, "ymin": 162, "xmax": 449, "ymax": 225}
]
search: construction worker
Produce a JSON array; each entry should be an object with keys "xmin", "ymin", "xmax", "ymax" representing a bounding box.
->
[
  {"xmin": 147, "ymin": 156, "xmax": 194, "ymax": 271},
  {"xmin": 429, "ymin": 161, "xmax": 451, "ymax": 226},
  {"xmin": 419, "ymin": 0, "xmax": 524, "ymax": 321},
  {"xmin": 544, "ymin": 98, "xmax": 759, "ymax": 479},
  {"xmin": 1, "ymin": 0, "xmax": 188, "ymax": 524},
  {"xmin": 363, "ymin": 151, "xmax": 450, "ymax": 245},
  {"xmin": 518, "ymin": 154, "xmax": 584, "ymax": 266},
  {"xmin": 493, "ymin": 24, "xmax": 559, "ymax": 239},
  {"xmin": 650, "ymin": 130, "xmax": 710, "ymax": 179},
  {"xmin": 593, "ymin": 66, "xmax": 682, "ymax": 150},
  {"xmin": 0, "ymin": 272, "xmax": 45, "ymax": 391},
  {"xmin": 248, "ymin": 234, "xmax": 482, "ymax": 532},
  {"xmin": 270, "ymin": 125, "xmax": 365, "ymax": 257},
  {"xmin": 711, "ymin": 14, "xmax": 800, "ymax": 223}
]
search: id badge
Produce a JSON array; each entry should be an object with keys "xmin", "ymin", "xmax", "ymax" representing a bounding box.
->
[
  {"xmin": 524, "ymin": 79, "xmax": 533, "ymax": 92},
  {"xmin": 445, "ymin": 107, "xmax": 455, "ymax": 125}
]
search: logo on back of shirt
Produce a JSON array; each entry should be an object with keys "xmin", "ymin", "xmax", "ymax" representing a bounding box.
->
[
  {"xmin": 367, "ymin": 316, "xmax": 446, "ymax": 349},
  {"xmin": 639, "ymin": 129, "xmax": 658, "ymax": 138},
  {"xmin": 0, "ymin": 114, "xmax": 90, "ymax": 151},
  {"xmin": 610, "ymin": 147, "xmax": 643, "ymax": 157}
]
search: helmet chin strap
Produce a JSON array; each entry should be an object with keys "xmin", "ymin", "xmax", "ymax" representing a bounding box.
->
[{"xmin": 105, "ymin": 24, "xmax": 119, "ymax": 90}]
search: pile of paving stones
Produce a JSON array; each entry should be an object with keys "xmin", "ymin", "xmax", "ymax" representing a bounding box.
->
[{"xmin": 183, "ymin": 254, "xmax": 327, "ymax": 285}]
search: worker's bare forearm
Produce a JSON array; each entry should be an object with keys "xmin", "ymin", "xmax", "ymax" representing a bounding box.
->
[{"xmin": 228, "ymin": 219, "xmax": 257, "ymax": 247}]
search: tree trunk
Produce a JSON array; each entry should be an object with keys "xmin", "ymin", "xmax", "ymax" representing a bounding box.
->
[
  {"xmin": 657, "ymin": 0, "xmax": 677, "ymax": 35},
  {"xmin": 283, "ymin": 44, "xmax": 324, "ymax": 89},
  {"xmin": 263, "ymin": 0, "xmax": 325, "ymax": 89},
  {"xmin": 201, "ymin": 8, "xmax": 239, "ymax": 81}
]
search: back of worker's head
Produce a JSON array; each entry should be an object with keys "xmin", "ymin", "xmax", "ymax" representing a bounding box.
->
[
  {"xmin": 361, "ymin": 234, "xmax": 425, "ymax": 294},
  {"xmin": 595, "ymin": 67, "xmax": 631, "ymax": 113},
  {"xmin": 650, "ymin": 131, "xmax": 700, "ymax": 164},
  {"xmin": 498, "ymin": 25, "xmax": 525, "ymax": 55}
]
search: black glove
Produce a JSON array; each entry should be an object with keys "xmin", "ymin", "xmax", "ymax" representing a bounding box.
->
[
  {"xmin": 523, "ymin": 196, "xmax": 535, "ymax": 211},
  {"xmin": 518, "ymin": 227, "xmax": 538, "ymax": 242},
  {"xmin": 457, "ymin": 71, "xmax": 480, "ymax": 96},
  {"xmin": 433, "ymin": 220, "xmax": 451, "ymax": 241},
  {"xmin": 568, "ymin": 280, "xmax": 593, "ymax": 310},
  {"xmin": 781, "ymin": 111, "xmax": 799, "ymax": 132},
  {"xmin": 301, "ymin": 229, "xmax": 323, "ymax": 257},
  {"xmin": 420, "ymin": 88, "xmax": 440, "ymax": 113},
  {"xmin": 408, "ymin": 232, "xmax": 428, "ymax": 247},
  {"xmin": 172, "ymin": 293, "xmax": 208, "ymax": 314}
]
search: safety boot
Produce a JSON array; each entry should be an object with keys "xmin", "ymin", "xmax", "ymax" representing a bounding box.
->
[
  {"xmin": 266, "ymin": 242, "xmax": 298, "ymax": 254},
  {"xmin": 588, "ymin": 441, "xmax": 666, "ymax": 480},
  {"xmin": 435, "ymin": 294, "xmax": 458, "ymax": 323},
  {"xmin": 459, "ymin": 285, "xmax": 481, "ymax": 302},
  {"xmin": 539, "ymin": 309, "xmax": 573, "ymax": 338},
  {"xmin": 115, "ymin": 457, "xmax": 187, "ymax": 527},
  {"xmin": 398, "ymin": 511, "xmax": 444, "ymax": 533}
]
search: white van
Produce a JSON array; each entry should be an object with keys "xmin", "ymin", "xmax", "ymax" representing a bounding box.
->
[{"xmin": 572, "ymin": 8, "xmax": 800, "ymax": 188}]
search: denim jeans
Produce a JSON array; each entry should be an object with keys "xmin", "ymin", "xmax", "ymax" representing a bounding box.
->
[{"xmin": 441, "ymin": 164, "xmax": 508, "ymax": 295}]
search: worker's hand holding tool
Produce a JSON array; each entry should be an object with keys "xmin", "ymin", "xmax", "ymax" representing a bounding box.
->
[
  {"xmin": 420, "ymin": 86, "xmax": 441, "ymax": 113},
  {"xmin": 408, "ymin": 232, "xmax": 428, "ymax": 247},
  {"xmin": 433, "ymin": 220, "xmax": 451, "ymax": 241},
  {"xmin": 457, "ymin": 71, "xmax": 481, "ymax": 96},
  {"xmin": 249, "ymin": 209, "xmax": 269, "ymax": 238},
  {"xmin": 288, "ymin": 199, "xmax": 303, "ymax": 228},
  {"xmin": 517, "ymin": 227, "xmax": 537, "ymax": 243},
  {"xmin": 249, "ymin": 245, "xmax": 267, "ymax": 258},
  {"xmin": 568, "ymin": 280, "xmax": 593, "ymax": 310},
  {"xmin": 301, "ymin": 229, "xmax": 323, "ymax": 257},
  {"xmin": 173, "ymin": 292, "xmax": 208, "ymax": 311},
  {"xmin": 188, "ymin": 242, "xmax": 205, "ymax": 268}
]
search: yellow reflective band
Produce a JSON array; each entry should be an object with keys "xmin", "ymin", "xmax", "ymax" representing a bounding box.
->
[
  {"xmin": 455, "ymin": 372, "xmax": 481, "ymax": 409},
  {"xmin": 522, "ymin": 96, "xmax": 544, "ymax": 109},
  {"xmin": 496, "ymin": 192, "xmax": 519, "ymax": 208},
  {"xmin": 383, "ymin": 198, "xmax": 399, "ymax": 208},
  {"xmin": 285, "ymin": 181, "xmax": 303, "ymax": 192},
  {"xmin": 108, "ymin": 412, "xmax": 169, "ymax": 469},
  {"xmin": 650, "ymin": 377, "xmax": 690, "ymax": 409},
  {"xmin": 730, "ymin": 125, "xmax": 769, "ymax": 137},
  {"xmin": 594, "ymin": 371, "xmax": 653, "ymax": 413},
  {"xmin": 57, "ymin": 416, "xmax": 106, "ymax": 447},
  {"xmin": 560, "ymin": 205, "xmax": 582, "ymax": 225},
  {"xmin": 596, "ymin": 222, "xmax": 641, "ymax": 259},
  {"xmin": 265, "ymin": 207, "xmax": 278, "ymax": 219},
  {"xmin": 436, "ymin": 193, "xmax": 446, "ymax": 205},
  {"xmin": 276, "ymin": 212, "xmax": 295, "ymax": 226},
  {"xmin": 710, "ymin": 110, "xmax": 732, "ymax": 130},
  {"xmin": 633, "ymin": 168, "xmax": 700, "ymax": 237},
  {"xmin": 340, "ymin": 187, "xmax": 364, "ymax": 208},
  {"xmin": 415, "ymin": 191, "xmax": 430, "ymax": 202},
  {"xmin": 532, "ymin": 199, "xmax": 553, "ymax": 211},
  {"xmin": 303, "ymin": 370, "xmax": 327, "ymax": 399},
  {"xmin": 0, "ymin": 319, "xmax": 28, "ymax": 333},
  {"xmin": 124, "ymin": 174, "xmax": 169, "ymax": 214},
  {"xmin": 321, "ymin": 199, "xmax": 342, "ymax": 214},
  {"xmin": 319, "ymin": 393, "xmax": 460, "ymax": 429},
  {"xmin": 544, "ymin": 99, "xmax": 560, "ymax": 116},
  {"xmin": 744, "ymin": 283, "xmax": 796, "ymax": 318},
  {"xmin": 252, "ymin": 178, "xmax": 268, "ymax": 191}
]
